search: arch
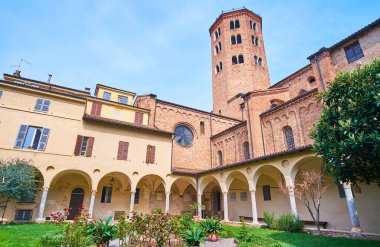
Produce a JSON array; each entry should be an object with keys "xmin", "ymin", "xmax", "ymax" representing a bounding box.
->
[
  {"xmin": 270, "ymin": 99, "xmax": 284, "ymax": 109},
  {"xmin": 290, "ymin": 156, "xmax": 323, "ymax": 183},
  {"xmin": 308, "ymin": 76, "xmax": 316, "ymax": 84},
  {"xmin": 225, "ymin": 171, "xmax": 249, "ymax": 191},
  {"xmin": 96, "ymin": 172, "xmax": 132, "ymax": 192},
  {"xmin": 199, "ymin": 174, "xmax": 223, "ymax": 194},
  {"xmin": 50, "ymin": 169, "xmax": 92, "ymax": 190},
  {"xmin": 235, "ymin": 20, "xmax": 240, "ymax": 28},
  {"xmin": 231, "ymin": 35, "xmax": 236, "ymax": 45},
  {"xmin": 232, "ymin": 56, "xmax": 238, "ymax": 65},
  {"xmin": 238, "ymin": 54, "xmax": 244, "ymax": 64},
  {"xmin": 170, "ymin": 177, "xmax": 196, "ymax": 194},
  {"xmin": 283, "ymin": 126, "xmax": 295, "ymax": 149},
  {"xmin": 236, "ymin": 34, "xmax": 242, "ymax": 44},
  {"xmin": 252, "ymin": 165, "xmax": 285, "ymax": 189},
  {"xmin": 136, "ymin": 174, "xmax": 166, "ymax": 193}
]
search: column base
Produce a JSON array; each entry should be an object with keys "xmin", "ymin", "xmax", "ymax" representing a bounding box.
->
[
  {"xmin": 36, "ymin": 218, "xmax": 45, "ymax": 223},
  {"xmin": 250, "ymin": 221, "xmax": 260, "ymax": 226},
  {"xmin": 351, "ymin": 227, "xmax": 362, "ymax": 235}
]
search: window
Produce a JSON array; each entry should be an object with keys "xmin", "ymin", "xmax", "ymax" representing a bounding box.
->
[
  {"xmin": 270, "ymin": 102, "xmax": 279, "ymax": 109},
  {"xmin": 117, "ymin": 141, "xmax": 129, "ymax": 160},
  {"xmin": 230, "ymin": 192, "xmax": 237, "ymax": 201},
  {"xmin": 14, "ymin": 210, "xmax": 33, "ymax": 221},
  {"xmin": 230, "ymin": 20, "xmax": 234, "ymax": 29},
  {"xmin": 263, "ymin": 185, "xmax": 271, "ymax": 201},
  {"xmin": 134, "ymin": 112, "xmax": 144, "ymax": 125},
  {"xmin": 217, "ymin": 150, "xmax": 223, "ymax": 166},
  {"xmin": 308, "ymin": 76, "xmax": 316, "ymax": 84},
  {"xmin": 250, "ymin": 21, "xmax": 257, "ymax": 31},
  {"xmin": 254, "ymin": 56, "xmax": 258, "ymax": 65},
  {"xmin": 14, "ymin": 125, "xmax": 50, "ymax": 151},
  {"xmin": 255, "ymin": 37, "xmax": 259, "ymax": 46},
  {"xmin": 258, "ymin": 58, "xmax": 263, "ymax": 66},
  {"xmin": 283, "ymin": 126, "xmax": 295, "ymax": 149},
  {"xmin": 74, "ymin": 135, "xmax": 94, "ymax": 157},
  {"xmin": 174, "ymin": 125, "xmax": 194, "ymax": 146},
  {"xmin": 218, "ymin": 27, "xmax": 221, "ymax": 36},
  {"xmin": 298, "ymin": 89, "xmax": 307, "ymax": 96},
  {"xmin": 215, "ymin": 45, "xmax": 219, "ymax": 55},
  {"xmin": 344, "ymin": 41, "xmax": 364, "ymax": 63},
  {"xmin": 0, "ymin": 90, "xmax": 3, "ymax": 98},
  {"xmin": 231, "ymin": 35, "xmax": 236, "ymax": 45},
  {"xmin": 252, "ymin": 36, "xmax": 259, "ymax": 46},
  {"xmin": 232, "ymin": 56, "xmax": 237, "ymax": 65},
  {"xmin": 218, "ymin": 42, "xmax": 222, "ymax": 52},
  {"xmin": 90, "ymin": 102, "xmax": 102, "ymax": 117},
  {"xmin": 235, "ymin": 20, "xmax": 240, "ymax": 28},
  {"xmin": 236, "ymin": 34, "xmax": 242, "ymax": 44},
  {"xmin": 103, "ymin": 92, "xmax": 111, "ymax": 100},
  {"xmin": 230, "ymin": 20, "xmax": 240, "ymax": 29},
  {"xmin": 34, "ymin": 98, "xmax": 50, "ymax": 112},
  {"xmin": 214, "ymin": 31, "xmax": 218, "ymax": 40},
  {"xmin": 243, "ymin": 142, "xmax": 250, "ymax": 160},
  {"xmin": 240, "ymin": 192, "xmax": 248, "ymax": 201},
  {"xmin": 134, "ymin": 188, "xmax": 140, "ymax": 204},
  {"xmin": 118, "ymin": 96, "xmax": 128, "ymax": 104},
  {"xmin": 200, "ymin": 121, "xmax": 205, "ymax": 134},
  {"xmin": 219, "ymin": 62, "xmax": 223, "ymax": 71},
  {"xmin": 238, "ymin": 55, "xmax": 244, "ymax": 64},
  {"xmin": 101, "ymin": 186, "xmax": 112, "ymax": 203},
  {"xmin": 215, "ymin": 65, "xmax": 220, "ymax": 74},
  {"xmin": 146, "ymin": 145, "xmax": 156, "ymax": 163}
]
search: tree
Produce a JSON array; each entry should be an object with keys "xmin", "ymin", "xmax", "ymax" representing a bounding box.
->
[
  {"xmin": 279, "ymin": 170, "xmax": 328, "ymax": 233},
  {"xmin": 311, "ymin": 59, "xmax": 380, "ymax": 184},
  {"xmin": 0, "ymin": 159, "xmax": 38, "ymax": 222}
]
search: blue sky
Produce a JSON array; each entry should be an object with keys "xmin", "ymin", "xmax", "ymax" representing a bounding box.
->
[{"xmin": 1, "ymin": 0, "xmax": 379, "ymax": 110}]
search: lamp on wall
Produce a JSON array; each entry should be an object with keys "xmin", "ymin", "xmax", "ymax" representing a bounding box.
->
[{"xmin": 109, "ymin": 176, "xmax": 116, "ymax": 187}]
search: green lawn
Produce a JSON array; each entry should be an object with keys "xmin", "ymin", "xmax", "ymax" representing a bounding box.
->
[
  {"xmin": 0, "ymin": 223, "xmax": 60, "ymax": 247},
  {"xmin": 221, "ymin": 225, "xmax": 380, "ymax": 247},
  {"xmin": 0, "ymin": 223, "xmax": 379, "ymax": 247}
]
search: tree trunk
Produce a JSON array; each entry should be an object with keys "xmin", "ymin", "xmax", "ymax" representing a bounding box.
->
[
  {"xmin": 1, "ymin": 198, "xmax": 9, "ymax": 222},
  {"xmin": 316, "ymin": 211, "xmax": 321, "ymax": 234}
]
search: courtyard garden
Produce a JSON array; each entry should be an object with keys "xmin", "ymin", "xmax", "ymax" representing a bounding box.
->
[{"xmin": 0, "ymin": 209, "xmax": 379, "ymax": 247}]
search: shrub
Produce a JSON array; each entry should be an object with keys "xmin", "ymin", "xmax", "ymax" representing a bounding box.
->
[
  {"xmin": 151, "ymin": 207, "xmax": 164, "ymax": 214},
  {"xmin": 39, "ymin": 233, "xmax": 63, "ymax": 247},
  {"xmin": 87, "ymin": 216, "xmax": 116, "ymax": 246},
  {"xmin": 277, "ymin": 214, "xmax": 303, "ymax": 232},
  {"xmin": 178, "ymin": 212, "xmax": 194, "ymax": 234},
  {"xmin": 236, "ymin": 219, "xmax": 251, "ymax": 242},
  {"xmin": 181, "ymin": 228, "xmax": 204, "ymax": 246},
  {"xmin": 200, "ymin": 217, "xmax": 223, "ymax": 235},
  {"xmin": 263, "ymin": 212, "xmax": 277, "ymax": 229}
]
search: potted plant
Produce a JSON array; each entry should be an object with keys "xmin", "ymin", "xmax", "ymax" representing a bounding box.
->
[
  {"xmin": 87, "ymin": 216, "xmax": 116, "ymax": 247},
  {"xmin": 189, "ymin": 203, "xmax": 201, "ymax": 221},
  {"xmin": 200, "ymin": 217, "xmax": 222, "ymax": 242},
  {"xmin": 181, "ymin": 227, "xmax": 204, "ymax": 247}
]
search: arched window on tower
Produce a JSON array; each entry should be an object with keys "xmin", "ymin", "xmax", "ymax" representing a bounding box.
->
[
  {"xmin": 231, "ymin": 35, "xmax": 236, "ymax": 45},
  {"xmin": 215, "ymin": 65, "xmax": 220, "ymax": 74},
  {"xmin": 238, "ymin": 54, "xmax": 244, "ymax": 64},
  {"xmin": 219, "ymin": 62, "xmax": 223, "ymax": 71},
  {"xmin": 255, "ymin": 37, "xmax": 259, "ymax": 46},
  {"xmin": 283, "ymin": 126, "xmax": 295, "ymax": 149},
  {"xmin": 308, "ymin": 76, "xmax": 316, "ymax": 84},
  {"xmin": 218, "ymin": 27, "xmax": 221, "ymax": 36},
  {"xmin": 217, "ymin": 150, "xmax": 223, "ymax": 166},
  {"xmin": 252, "ymin": 22, "xmax": 257, "ymax": 31},
  {"xmin": 232, "ymin": 56, "xmax": 238, "ymax": 65},
  {"xmin": 230, "ymin": 21, "xmax": 234, "ymax": 29},
  {"xmin": 200, "ymin": 121, "xmax": 205, "ymax": 134},
  {"xmin": 215, "ymin": 45, "xmax": 219, "ymax": 55},
  {"xmin": 254, "ymin": 55, "xmax": 258, "ymax": 65},
  {"xmin": 218, "ymin": 42, "xmax": 222, "ymax": 52},
  {"xmin": 236, "ymin": 34, "xmax": 242, "ymax": 44},
  {"xmin": 214, "ymin": 31, "xmax": 218, "ymax": 40},
  {"xmin": 243, "ymin": 141, "xmax": 250, "ymax": 160},
  {"xmin": 235, "ymin": 20, "xmax": 240, "ymax": 28},
  {"xmin": 258, "ymin": 57, "xmax": 263, "ymax": 66}
]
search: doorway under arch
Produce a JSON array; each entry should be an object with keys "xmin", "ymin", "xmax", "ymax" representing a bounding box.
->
[{"xmin": 68, "ymin": 187, "xmax": 85, "ymax": 220}]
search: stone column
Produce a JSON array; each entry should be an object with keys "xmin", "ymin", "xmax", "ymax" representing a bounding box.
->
[
  {"xmin": 288, "ymin": 186, "xmax": 298, "ymax": 217},
  {"xmin": 165, "ymin": 191, "xmax": 170, "ymax": 213},
  {"xmin": 37, "ymin": 187, "xmax": 49, "ymax": 222},
  {"xmin": 197, "ymin": 193, "xmax": 202, "ymax": 218},
  {"xmin": 88, "ymin": 190, "xmax": 96, "ymax": 218},
  {"xmin": 250, "ymin": 189, "xmax": 258, "ymax": 224},
  {"xmin": 129, "ymin": 191, "xmax": 135, "ymax": 219},
  {"xmin": 343, "ymin": 183, "xmax": 362, "ymax": 233},
  {"xmin": 223, "ymin": 192, "xmax": 229, "ymax": 221}
]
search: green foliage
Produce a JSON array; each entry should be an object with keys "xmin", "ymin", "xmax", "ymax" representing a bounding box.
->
[
  {"xmin": 87, "ymin": 216, "xmax": 116, "ymax": 245},
  {"xmin": 200, "ymin": 217, "xmax": 223, "ymax": 235},
  {"xmin": 177, "ymin": 212, "xmax": 195, "ymax": 234},
  {"xmin": 189, "ymin": 202, "xmax": 201, "ymax": 215},
  {"xmin": 263, "ymin": 212, "xmax": 277, "ymax": 229},
  {"xmin": 236, "ymin": 218, "xmax": 251, "ymax": 242},
  {"xmin": 39, "ymin": 232, "xmax": 64, "ymax": 247},
  {"xmin": 238, "ymin": 234, "xmax": 284, "ymax": 247},
  {"xmin": 263, "ymin": 212, "xmax": 303, "ymax": 232},
  {"xmin": 276, "ymin": 214, "xmax": 304, "ymax": 232},
  {"xmin": 312, "ymin": 58, "xmax": 380, "ymax": 184},
  {"xmin": 115, "ymin": 213, "xmax": 130, "ymax": 246},
  {"xmin": 151, "ymin": 207, "xmax": 164, "ymax": 214},
  {"xmin": 181, "ymin": 228, "xmax": 204, "ymax": 246}
]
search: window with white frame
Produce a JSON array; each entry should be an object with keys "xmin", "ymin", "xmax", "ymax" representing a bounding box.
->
[{"xmin": 14, "ymin": 125, "xmax": 50, "ymax": 151}]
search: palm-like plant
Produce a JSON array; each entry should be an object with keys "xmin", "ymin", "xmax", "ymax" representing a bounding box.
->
[
  {"xmin": 87, "ymin": 216, "xmax": 116, "ymax": 246},
  {"xmin": 182, "ymin": 228, "xmax": 204, "ymax": 246}
]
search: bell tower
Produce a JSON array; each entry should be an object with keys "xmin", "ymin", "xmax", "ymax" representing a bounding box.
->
[{"xmin": 210, "ymin": 8, "xmax": 270, "ymax": 119}]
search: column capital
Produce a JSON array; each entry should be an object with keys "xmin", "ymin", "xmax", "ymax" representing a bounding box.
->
[
  {"xmin": 250, "ymin": 189, "xmax": 256, "ymax": 193},
  {"xmin": 287, "ymin": 186, "xmax": 295, "ymax": 192},
  {"xmin": 342, "ymin": 182, "xmax": 351, "ymax": 189},
  {"xmin": 222, "ymin": 192, "xmax": 228, "ymax": 196},
  {"xmin": 165, "ymin": 191, "xmax": 171, "ymax": 195},
  {"xmin": 130, "ymin": 191, "xmax": 136, "ymax": 195},
  {"xmin": 42, "ymin": 187, "xmax": 49, "ymax": 192},
  {"xmin": 91, "ymin": 190, "xmax": 97, "ymax": 195},
  {"xmin": 197, "ymin": 193, "xmax": 202, "ymax": 197}
]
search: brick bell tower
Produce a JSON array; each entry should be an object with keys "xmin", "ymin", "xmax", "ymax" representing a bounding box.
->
[{"xmin": 210, "ymin": 8, "xmax": 270, "ymax": 119}]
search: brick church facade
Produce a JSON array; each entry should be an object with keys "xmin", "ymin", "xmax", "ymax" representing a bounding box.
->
[{"xmin": 0, "ymin": 8, "xmax": 379, "ymax": 233}]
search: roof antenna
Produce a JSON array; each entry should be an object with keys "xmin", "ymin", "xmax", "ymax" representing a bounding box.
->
[
  {"xmin": 10, "ymin": 58, "xmax": 32, "ymax": 77},
  {"xmin": 47, "ymin": 74, "xmax": 52, "ymax": 83}
]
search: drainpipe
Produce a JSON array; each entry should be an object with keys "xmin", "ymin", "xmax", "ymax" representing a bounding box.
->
[
  {"xmin": 260, "ymin": 117, "xmax": 266, "ymax": 155},
  {"xmin": 170, "ymin": 134, "xmax": 174, "ymax": 171},
  {"xmin": 209, "ymin": 112, "xmax": 213, "ymax": 168},
  {"xmin": 314, "ymin": 55, "xmax": 326, "ymax": 92},
  {"xmin": 244, "ymin": 95, "xmax": 255, "ymax": 157}
]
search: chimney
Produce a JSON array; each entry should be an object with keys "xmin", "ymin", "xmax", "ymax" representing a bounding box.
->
[
  {"xmin": 47, "ymin": 74, "xmax": 52, "ymax": 83},
  {"xmin": 13, "ymin": 70, "xmax": 21, "ymax": 77},
  {"xmin": 84, "ymin": 87, "xmax": 91, "ymax": 94}
]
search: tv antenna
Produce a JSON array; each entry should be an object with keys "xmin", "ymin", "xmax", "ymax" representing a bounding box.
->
[{"xmin": 11, "ymin": 58, "xmax": 32, "ymax": 70}]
